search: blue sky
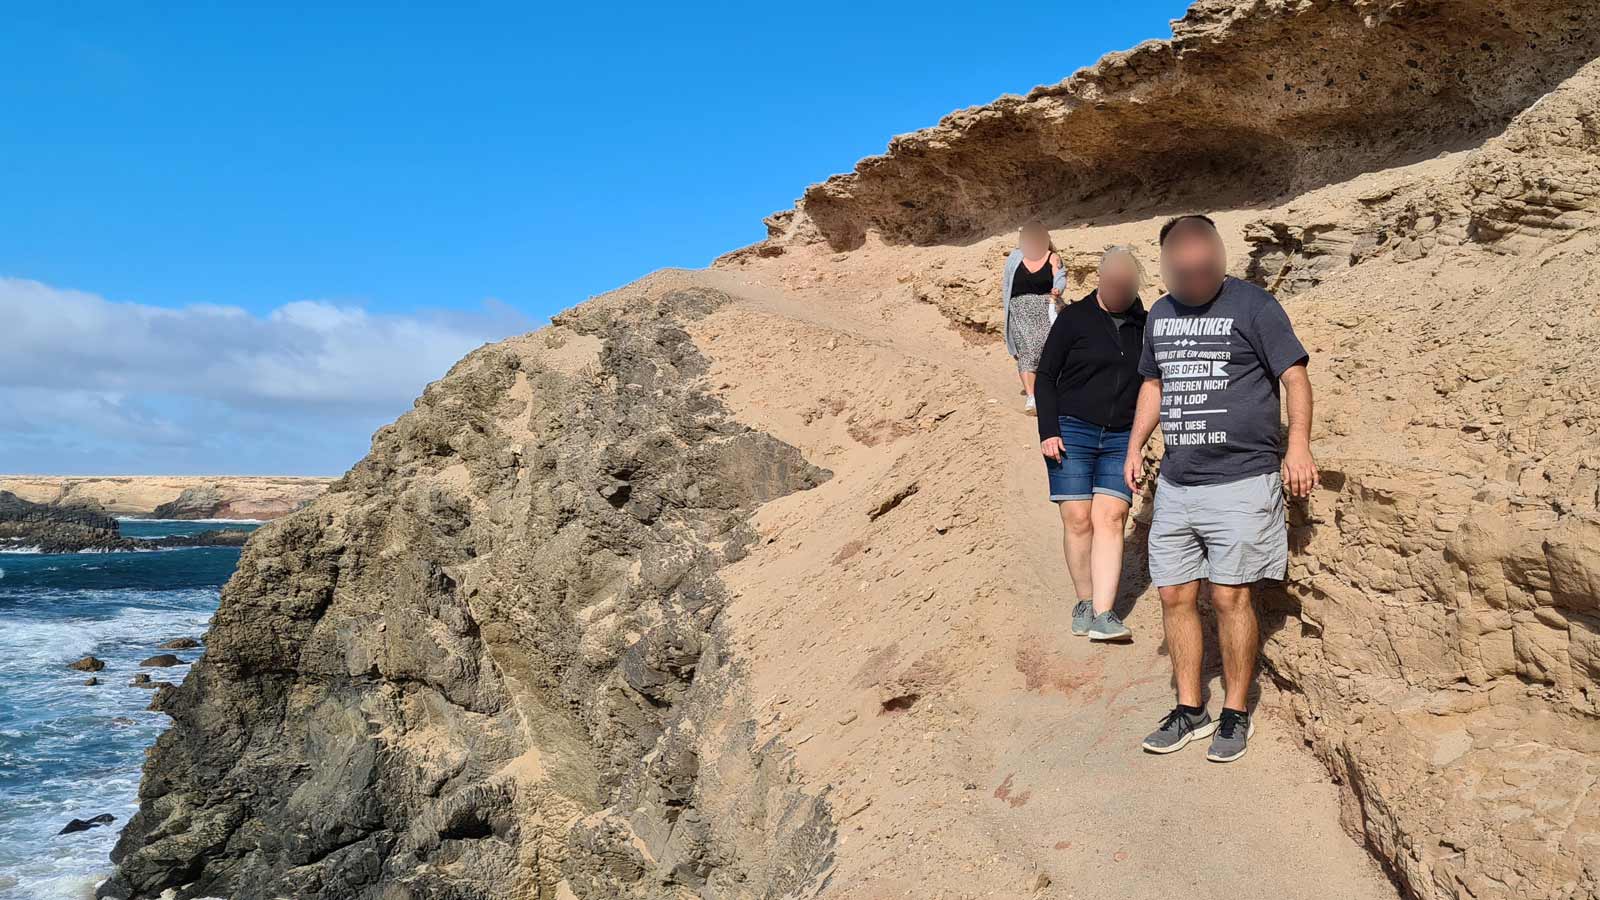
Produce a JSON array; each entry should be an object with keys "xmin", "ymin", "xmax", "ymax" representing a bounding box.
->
[{"xmin": 1, "ymin": 1, "xmax": 1189, "ymax": 475}]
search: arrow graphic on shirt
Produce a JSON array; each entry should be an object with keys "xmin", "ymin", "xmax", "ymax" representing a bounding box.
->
[{"xmin": 1159, "ymin": 360, "xmax": 1231, "ymax": 378}]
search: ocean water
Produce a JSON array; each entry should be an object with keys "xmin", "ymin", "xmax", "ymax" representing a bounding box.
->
[{"xmin": 0, "ymin": 520, "xmax": 256, "ymax": 900}]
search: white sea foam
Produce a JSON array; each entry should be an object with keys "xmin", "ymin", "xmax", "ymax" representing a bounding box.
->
[
  {"xmin": 117, "ymin": 517, "xmax": 265, "ymax": 524},
  {"xmin": 0, "ymin": 547, "xmax": 43, "ymax": 555}
]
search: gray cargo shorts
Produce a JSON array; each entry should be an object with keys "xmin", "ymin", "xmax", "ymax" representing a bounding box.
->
[{"xmin": 1147, "ymin": 471, "xmax": 1287, "ymax": 587}]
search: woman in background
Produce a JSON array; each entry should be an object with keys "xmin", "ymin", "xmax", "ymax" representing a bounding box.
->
[
  {"xmin": 1002, "ymin": 222, "xmax": 1066, "ymax": 415},
  {"xmin": 1035, "ymin": 246, "xmax": 1147, "ymax": 642}
]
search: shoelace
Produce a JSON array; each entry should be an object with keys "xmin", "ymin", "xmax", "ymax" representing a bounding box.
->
[
  {"xmin": 1157, "ymin": 707, "xmax": 1192, "ymax": 733},
  {"xmin": 1217, "ymin": 711, "xmax": 1247, "ymax": 739}
]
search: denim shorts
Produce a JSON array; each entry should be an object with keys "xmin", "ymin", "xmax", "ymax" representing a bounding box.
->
[{"xmin": 1045, "ymin": 416, "xmax": 1133, "ymax": 503}]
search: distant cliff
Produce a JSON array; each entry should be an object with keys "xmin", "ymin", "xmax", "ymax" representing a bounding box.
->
[{"xmin": 0, "ymin": 475, "xmax": 330, "ymax": 520}]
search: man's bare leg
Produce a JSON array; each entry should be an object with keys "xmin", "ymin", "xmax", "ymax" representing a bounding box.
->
[
  {"xmin": 1158, "ymin": 580, "xmax": 1204, "ymax": 707},
  {"xmin": 1210, "ymin": 583, "xmax": 1258, "ymax": 711}
]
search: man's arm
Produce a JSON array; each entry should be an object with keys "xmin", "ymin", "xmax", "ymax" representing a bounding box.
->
[
  {"xmin": 1123, "ymin": 378, "xmax": 1163, "ymax": 494},
  {"xmin": 1280, "ymin": 363, "xmax": 1317, "ymax": 497}
]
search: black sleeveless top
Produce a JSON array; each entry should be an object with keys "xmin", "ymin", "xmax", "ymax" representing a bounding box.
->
[{"xmin": 1011, "ymin": 256, "xmax": 1054, "ymax": 297}]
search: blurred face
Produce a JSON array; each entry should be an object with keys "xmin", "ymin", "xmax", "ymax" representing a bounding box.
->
[
  {"xmin": 1020, "ymin": 228, "xmax": 1050, "ymax": 258},
  {"xmin": 1160, "ymin": 221, "xmax": 1227, "ymax": 306},
  {"xmin": 1097, "ymin": 257, "xmax": 1140, "ymax": 312}
]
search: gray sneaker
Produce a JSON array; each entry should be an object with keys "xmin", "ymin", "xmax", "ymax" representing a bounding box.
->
[
  {"xmin": 1088, "ymin": 610, "xmax": 1131, "ymax": 642},
  {"xmin": 1207, "ymin": 709, "xmax": 1255, "ymax": 763},
  {"xmin": 1070, "ymin": 600, "xmax": 1093, "ymax": 636},
  {"xmin": 1141, "ymin": 706, "xmax": 1216, "ymax": 754}
]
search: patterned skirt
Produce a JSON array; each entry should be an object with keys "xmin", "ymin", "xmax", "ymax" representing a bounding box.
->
[{"xmin": 1010, "ymin": 293, "xmax": 1053, "ymax": 373}]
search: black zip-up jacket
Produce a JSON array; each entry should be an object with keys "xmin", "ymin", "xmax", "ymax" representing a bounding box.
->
[{"xmin": 1035, "ymin": 290, "xmax": 1148, "ymax": 441}]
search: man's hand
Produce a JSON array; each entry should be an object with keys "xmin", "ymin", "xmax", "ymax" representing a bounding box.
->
[
  {"xmin": 1282, "ymin": 445, "xmax": 1318, "ymax": 498},
  {"xmin": 1041, "ymin": 437, "xmax": 1064, "ymax": 462},
  {"xmin": 1124, "ymin": 451, "xmax": 1145, "ymax": 495}
]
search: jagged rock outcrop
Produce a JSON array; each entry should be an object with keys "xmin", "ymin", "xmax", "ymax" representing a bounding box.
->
[
  {"xmin": 101, "ymin": 287, "xmax": 834, "ymax": 900},
  {"xmin": 748, "ymin": 0, "xmax": 1600, "ymax": 252}
]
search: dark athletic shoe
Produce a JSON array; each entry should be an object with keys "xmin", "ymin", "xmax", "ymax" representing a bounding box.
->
[
  {"xmin": 1070, "ymin": 600, "xmax": 1093, "ymax": 636},
  {"xmin": 1207, "ymin": 709, "xmax": 1255, "ymax": 763},
  {"xmin": 1088, "ymin": 610, "xmax": 1131, "ymax": 642},
  {"xmin": 1141, "ymin": 706, "xmax": 1216, "ymax": 754}
]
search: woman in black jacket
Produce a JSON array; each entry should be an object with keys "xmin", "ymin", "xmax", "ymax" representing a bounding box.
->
[{"xmin": 1035, "ymin": 246, "xmax": 1147, "ymax": 643}]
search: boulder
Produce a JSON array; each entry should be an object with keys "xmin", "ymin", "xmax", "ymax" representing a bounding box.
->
[
  {"xmin": 67, "ymin": 656, "xmax": 105, "ymax": 673},
  {"xmin": 139, "ymin": 654, "xmax": 182, "ymax": 668},
  {"xmin": 58, "ymin": 813, "xmax": 115, "ymax": 835}
]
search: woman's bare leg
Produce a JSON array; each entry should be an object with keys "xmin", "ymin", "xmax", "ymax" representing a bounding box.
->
[
  {"xmin": 1058, "ymin": 500, "xmax": 1094, "ymax": 601},
  {"xmin": 1021, "ymin": 370, "xmax": 1037, "ymax": 399},
  {"xmin": 1089, "ymin": 494, "xmax": 1130, "ymax": 615}
]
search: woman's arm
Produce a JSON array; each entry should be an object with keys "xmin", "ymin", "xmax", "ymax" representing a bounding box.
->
[
  {"xmin": 1035, "ymin": 316, "xmax": 1071, "ymax": 451},
  {"xmin": 1048, "ymin": 252, "xmax": 1066, "ymax": 299}
]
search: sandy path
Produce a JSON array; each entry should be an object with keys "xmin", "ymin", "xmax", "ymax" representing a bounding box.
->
[{"xmin": 677, "ymin": 266, "xmax": 1398, "ymax": 899}]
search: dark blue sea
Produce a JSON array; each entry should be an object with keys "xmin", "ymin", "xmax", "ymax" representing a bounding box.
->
[{"xmin": 0, "ymin": 520, "xmax": 256, "ymax": 900}]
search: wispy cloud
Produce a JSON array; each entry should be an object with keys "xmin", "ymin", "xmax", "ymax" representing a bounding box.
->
[{"xmin": 0, "ymin": 277, "xmax": 531, "ymax": 475}]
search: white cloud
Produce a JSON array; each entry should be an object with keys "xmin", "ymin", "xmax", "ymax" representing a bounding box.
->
[{"xmin": 0, "ymin": 277, "xmax": 532, "ymax": 474}]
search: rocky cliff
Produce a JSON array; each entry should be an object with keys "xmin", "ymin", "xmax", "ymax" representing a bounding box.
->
[
  {"xmin": 105, "ymin": 2, "xmax": 1600, "ymax": 899},
  {"xmin": 0, "ymin": 475, "xmax": 330, "ymax": 520}
]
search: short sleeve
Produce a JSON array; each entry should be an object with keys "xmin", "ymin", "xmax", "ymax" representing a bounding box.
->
[
  {"xmin": 1137, "ymin": 313, "xmax": 1160, "ymax": 379},
  {"xmin": 1251, "ymin": 298, "xmax": 1309, "ymax": 378}
]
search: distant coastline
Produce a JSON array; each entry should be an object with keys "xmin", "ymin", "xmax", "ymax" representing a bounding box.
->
[{"xmin": 0, "ymin": 475, "xmax": 331, "ymax": 521}]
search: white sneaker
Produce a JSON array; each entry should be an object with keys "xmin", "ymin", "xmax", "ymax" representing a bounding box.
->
[{"xmin": 1024, "ymin": 396, "xmax": 1037, "ymax": 416}]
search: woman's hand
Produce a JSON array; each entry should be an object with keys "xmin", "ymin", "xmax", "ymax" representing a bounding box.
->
[{"xmin": 1040, "ymin": 437, "xmax": 1064, "ymax": 462}]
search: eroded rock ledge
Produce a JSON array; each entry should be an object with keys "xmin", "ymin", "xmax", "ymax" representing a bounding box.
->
[
  {"xmin": 756, "ymin": 0, "xmax": 1600, "ymax": 252},
  {"xmin": 99, "ymin": 287, "xmax": 835, "ymax": 900}
]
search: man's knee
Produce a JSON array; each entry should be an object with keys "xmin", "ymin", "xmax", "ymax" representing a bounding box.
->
[
  {"xmin": 1210, "ymin": 584, "xmax": 1253, "ymax": 615},
  {"xmin": 1158, "ymin": 583, "xmax": 1200, "ymax": 611}
]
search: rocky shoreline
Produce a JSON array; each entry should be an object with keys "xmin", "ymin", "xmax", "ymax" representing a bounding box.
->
[{"xmin": 0, "ymin": 492, "xmax": 252, "ymax": 554}]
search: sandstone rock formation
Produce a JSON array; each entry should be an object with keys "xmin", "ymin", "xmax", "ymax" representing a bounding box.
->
[
  {"xmin": 105, "ymin": 3, "xmax": 1600, "ymax": 900},
  {"xmin": 751, "ymin": 0, "xmax": 1600, "ymax": 252},
  {"xmin": 0, "ymin": 475, "xmax": 330, "ymax": 520}
]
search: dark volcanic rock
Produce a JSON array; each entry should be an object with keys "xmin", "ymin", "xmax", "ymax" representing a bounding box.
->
[
  {"xmin": 100, "ymin": 286, "xmax": 836, "ymax": 900},
  {"xmin": 59, "ymin": 814, "xmax": 116, "ymax": 835},
  {"xmin": 138, "ymin": 655, "xmax": 183, "ymax": 668},
  {"xmin": 157, "ymin": 638, "xmax": 202, "ymax": 650},
  {"xmin": 129, "ymin": 674, "xmax": 151, "ymax": 687},
  {"xmin": 1, "ymin": 492, "xmax": 125, "ymax": 553},
  {"xmin": 68, "ymin": 656, "xmax": 106, "ymax": 673},
  {"xmin": 84, "ymin": 677, "xmax": 101, "ymax": 686},
  {"xmin": 153, "ymin": 529, "xmax": 251, "ymax": 549},
  {"xmin": 0, "ymin": 492, "xmax": 253, "ymax": 553}
]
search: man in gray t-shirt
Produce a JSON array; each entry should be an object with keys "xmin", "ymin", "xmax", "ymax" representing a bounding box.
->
[{"xmin": 1122, "ymin": 215, "xmax": 1318, "ymax": 763}]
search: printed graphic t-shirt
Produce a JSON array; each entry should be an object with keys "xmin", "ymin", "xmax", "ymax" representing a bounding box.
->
[{"xmin": 1137, "ymin": 277, "xmax": 1309, "ymax": 487}]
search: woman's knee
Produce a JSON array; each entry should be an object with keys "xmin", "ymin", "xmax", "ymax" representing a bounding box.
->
[
  {"xmin": 1090, "ymin": 501, "xmax": 1129, "ymax": 533},
  {"xmin": 1060, "ymin": 503, "xmax": 1093, "ymax": 536}
]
